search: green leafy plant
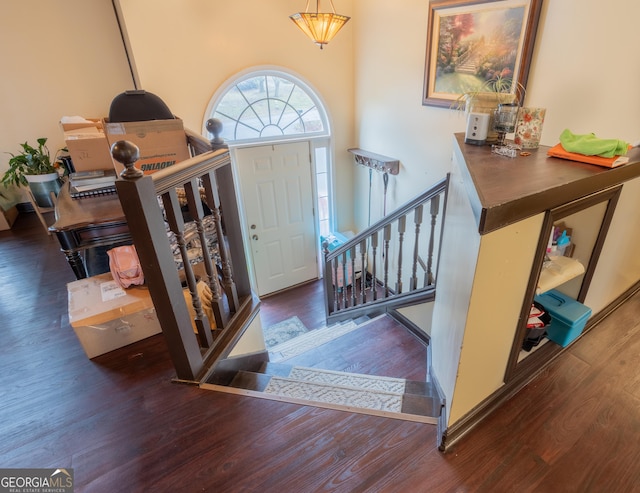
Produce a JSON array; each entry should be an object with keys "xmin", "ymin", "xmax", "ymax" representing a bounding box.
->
[
  {"xmin": 2, "ymin": 138, "xmax": 60, "ymax": 188},
  {"xmin": 451, "ymin": 75, "xmax": 525, "ymax": 111}
]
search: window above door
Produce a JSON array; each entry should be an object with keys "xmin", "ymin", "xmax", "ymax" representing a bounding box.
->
[{"xmin": 205, "ymin": 69, "xmax": 330, "ymax": 145}]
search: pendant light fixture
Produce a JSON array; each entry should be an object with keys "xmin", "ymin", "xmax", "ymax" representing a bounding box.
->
[{"xmin": 290, "ymin": 0, "xmax": 350, "ymax": 49}]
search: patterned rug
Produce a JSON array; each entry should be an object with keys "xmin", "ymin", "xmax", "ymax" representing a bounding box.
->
[
  {"xmin": 263, "ymin": 316, "xmax": 309, "ymax": 348},
  {"xmin": 264, "ymin": 367, "xmax": 405, "ymax": 413}
]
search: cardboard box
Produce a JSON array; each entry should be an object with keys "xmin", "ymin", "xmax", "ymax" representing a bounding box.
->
[
  {"xmin": 61, "ymin": 118, "xmax": 113, "ymax": 172},
  {"xmin": 104, "ymin": 118, "xmax": 190, "ymax": 175},
  {"xmin": 67, "ymin": 272, "xmax": 162, "ymax": 358},
  {"xmin": 0, "ymin": 206, "xmax": 18, "ymax": 231}
]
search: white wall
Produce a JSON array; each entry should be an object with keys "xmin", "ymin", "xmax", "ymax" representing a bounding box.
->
[
  {"xmin": 4, "ymin": 0, "xmax": 638, "ymax": 225},
  {"xmin": 352, "ymin": 0, "xmax": 463, "ymax": 230},
  {"xmin": 352, "ymin": 0, "xmax": 640, "ymax": 230},
  {"xmin": 0, "ymin": 0, "xmax": 133, "ymax": 202},
  {"xmin": 115, "ymin": 0, "xmax": 356, "ymax": 233}
]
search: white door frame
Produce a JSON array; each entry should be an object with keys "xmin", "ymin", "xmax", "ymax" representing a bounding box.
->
[{"xmin": 230, "ymin": 137, "xmax": 329, "ymax": 295}]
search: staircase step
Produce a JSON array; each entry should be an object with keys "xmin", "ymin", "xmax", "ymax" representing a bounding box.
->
[
  {"xmin": 259, "ymin": 361, "xmax": 293, "ymax": 377},
  {"xmin": 275, "ymin": 366, "xmax": 406, "ymax": 393},
  {"xmin": 260, "ymin": 363, "xmax": 439, "ymax": 397},
  {"xmin": 353, "ymin": 314, "xmax": 371, "ymax": 325},
  {"xmin": 224, "ymin": 365, "xmax": 443, "ymax": 421},
  {"xmin": 265, "ymin": 375, "xmax": 404, "ymax": 413},
  {"xmin": 229, "ymin": 370, "xmax": 271, "ymax": 392},
  {"xmin": 203, "ymin": 315, "xmax": 443, "ymax": 424},
  {"xmin": 268, "ymin": 314, "xmax": 384, "ymax": 362}
]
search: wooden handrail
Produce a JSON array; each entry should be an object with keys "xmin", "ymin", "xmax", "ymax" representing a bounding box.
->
[
  {"xmin": 323, "ymin": 175, "xmax": 449, "ymax": 323},
  {"xmin": 113, "ymin": 134, "xmax": 257, "ymax": 381},
  {"xmin": 325, "ymin": 176, "xmax": 448, "ymax": 263}
]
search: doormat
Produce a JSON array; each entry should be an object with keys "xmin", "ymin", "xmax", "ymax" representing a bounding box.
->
[{"xmin": 263, "ymin": 316, "xmax": 308, "ymax": 348}]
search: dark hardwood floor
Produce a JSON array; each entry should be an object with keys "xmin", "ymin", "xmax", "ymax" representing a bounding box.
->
[
  {"xmin": 259, "ymin": 282, "xmax": 429, "ymax": 382},
  {"xmin": 1, "ymin": 211, "xmax": 639, "ymax": 492}
]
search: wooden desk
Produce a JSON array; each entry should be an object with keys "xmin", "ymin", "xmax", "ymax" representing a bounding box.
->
[{"xmin": 49, "ymin": 180, "xmax": 131, "ymax": 279}]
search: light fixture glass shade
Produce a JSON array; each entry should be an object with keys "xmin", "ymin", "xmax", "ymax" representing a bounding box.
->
[{"xmin": 290, "ymin": 12, "xmax": 350, "ymax": 48}]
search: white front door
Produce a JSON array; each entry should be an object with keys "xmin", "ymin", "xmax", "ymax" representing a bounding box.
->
[{"xmin": 236, "ymin": 142, "xmax": 318, "ymax": 296}]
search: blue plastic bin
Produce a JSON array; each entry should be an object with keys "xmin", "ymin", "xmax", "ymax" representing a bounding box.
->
[
  {"xmin": 534, "ymin": 289, "xmax": 592, "ymax": 347},
  {"xmin": 321, "ymin": 232, "xmax": 349, "ymax": 252}
]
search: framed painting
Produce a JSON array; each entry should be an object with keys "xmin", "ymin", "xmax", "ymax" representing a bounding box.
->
[{"xmin": 422, "ymin": 0, "xmax": 543, "ymax": 108}]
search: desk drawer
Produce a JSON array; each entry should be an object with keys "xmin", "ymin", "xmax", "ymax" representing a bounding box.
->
[{"xmin": 76, "ymin": 223, "xmax": 131, "ymax": 246}]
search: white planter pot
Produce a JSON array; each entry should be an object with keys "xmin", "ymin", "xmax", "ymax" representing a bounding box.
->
[{"xmin": 26, "ymin": 172, "xmax": 62, "ymax": 208}]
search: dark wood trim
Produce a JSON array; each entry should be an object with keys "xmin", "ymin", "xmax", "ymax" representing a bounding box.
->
[
  {"xmin": 576, "ymin": 188, "xmax": 621, "ymax": 301},
  {"xmin": 503, "ymin": 207, "xmax": 553, "ymax": 382},
  {"xmin": 504, "ymin": 186, "xmax": 623, "ymax": 382},
  {"xmin": 440, "ymin": 279, "xmax": 640, "ymax": 452},
  {"xmin": 116, "ymin": 174, "xmax": 203, "ymax": 381},
  {"xmin": 325, "ymin": 177, "xmax": 448, "ymax": 264},
  {"xmin": 453, "ymin": 134, "xmax": 640, "ymax": 235},
  {"xmin": 326, "ymin": 287, "xmax": 436, "ymax": 325},
  {"xmin": 197, "ymin": 295, "xmax": 262, "ymax": 382},
  {"xmin": 387, "ymin": 308, "xmax": 431, "ymax": 347},
  {"xmin": 428, "ymin": 367, "xmax": 447, "ymax": 451}
]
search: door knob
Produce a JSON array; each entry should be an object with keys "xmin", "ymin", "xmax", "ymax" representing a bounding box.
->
[
  {"xmin": 252, "ymin": 234, "xmax": 259, "ymax": 240},
  {"xmin": 250, "ymin": 224, "xmax": 256, "ymax": 230}
]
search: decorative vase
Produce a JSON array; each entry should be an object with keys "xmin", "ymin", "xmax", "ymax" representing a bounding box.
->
[
  {"xmin": 514, "ymin": 107, "xmax": 546, "ymax": 149},
  {"xmin": 25, "ymin": 172, "xmax": 62, "ymax": 208}
]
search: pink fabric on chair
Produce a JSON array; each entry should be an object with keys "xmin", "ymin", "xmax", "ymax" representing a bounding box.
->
[{"xmin": 107, "ymin": 245, "xmax": 145, "ymax": 288}]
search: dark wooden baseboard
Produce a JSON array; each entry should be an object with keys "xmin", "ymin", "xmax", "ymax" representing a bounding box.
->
[
  {"xmin": 387, "ymin": 308, "xmax": 431, "ymax": 347},
  {"xmin": 439, "ymin": 280, "xmax": 640, "ymax": 452}
]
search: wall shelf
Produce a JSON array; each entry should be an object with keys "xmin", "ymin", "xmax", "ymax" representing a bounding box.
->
[
  {"xmin": 536, "ymin": 256, "xmax": 585, "ymax": 295},
  {"xmin": 348, "ymin": 148, "xmax": 399, "ymax": 175}
]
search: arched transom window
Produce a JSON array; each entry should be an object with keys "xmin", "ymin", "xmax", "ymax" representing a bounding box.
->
[{"xmin": 207, "ymin": 71, "xmax": 329, "ymax": 143}]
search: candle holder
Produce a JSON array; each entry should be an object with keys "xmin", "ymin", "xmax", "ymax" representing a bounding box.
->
[{"xmin": 492, "ymin": 103, "xmax": 519, "ymax": 147}]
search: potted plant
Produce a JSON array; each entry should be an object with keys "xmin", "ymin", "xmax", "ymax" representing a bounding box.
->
[
  {"xmin": 2, "ymin": 138, "xmax": 63, "ymax": 208},
  {"xmin": 453, "ymin": 76, "xmax": 524, "ymax": 144}
]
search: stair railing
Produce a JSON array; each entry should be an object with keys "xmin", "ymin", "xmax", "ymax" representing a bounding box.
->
[
  {"xmin": 323, "ymin": 175, "xmax": 448, "ymax": 324},
  {"xmin": 113, "ymin": 134, "xmax": 258, "ymax": 382}
]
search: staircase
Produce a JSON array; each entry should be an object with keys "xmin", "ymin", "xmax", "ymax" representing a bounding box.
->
[
  {"xmin": 267, "ymin": 316, "xmax": 370, "ymax": 362},
  {"xmin": 203, "ymin": 363, "xmax": 440, "ymax": 424},
  {"xmin": 200, "ymin": 314, "xmax": 443, "ymax": 423},
  {"xmin": 323, "ymin": 176, "xmax": 448, "ymax": 324},
  {"xmin": 199, "ymin": 178, "xmax": 449, "ymax": 423},
  {"xmin": 203, "ymin": 359, "xmax": 441, "ymax": 423}
]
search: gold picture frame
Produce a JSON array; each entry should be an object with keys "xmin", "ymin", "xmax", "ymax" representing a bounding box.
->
[{"xmin": 422, "ymin": 0, "xmax": 543, "ymax": 108}]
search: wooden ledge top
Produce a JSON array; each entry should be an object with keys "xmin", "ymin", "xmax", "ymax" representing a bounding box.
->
[{"xmin": 453, "ymin": 133, "xmax": 640, "ymax": 234}]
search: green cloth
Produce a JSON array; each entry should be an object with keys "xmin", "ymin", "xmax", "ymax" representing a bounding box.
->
[{"xmin": 560, "ymin": 129, "xmax": 629, "ymax": 158}]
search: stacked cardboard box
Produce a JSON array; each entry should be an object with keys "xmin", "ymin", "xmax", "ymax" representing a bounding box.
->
[
  {"xmin": 60, "ymin": 117, "xmax": 113, "ymax": 172},
  {"xmin": 104, "ymin": 118, "xmax": 190, "ymax": 175},
  {"xmin": 67, "ymin": 272, "xmax": 162, "ymax": 358}
]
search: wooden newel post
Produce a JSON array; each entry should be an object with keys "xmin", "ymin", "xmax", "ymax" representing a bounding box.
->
[
  {"xmin": 322, "ymin": 239, "xmax": 336, "ymax": 314},
  {"xmin": 111, "ymin": 140, "xmax": 143, "ymax": 179},
  {"xmin": 112, "ymin": 140, "xmax": 204, "ymax": 381}
]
